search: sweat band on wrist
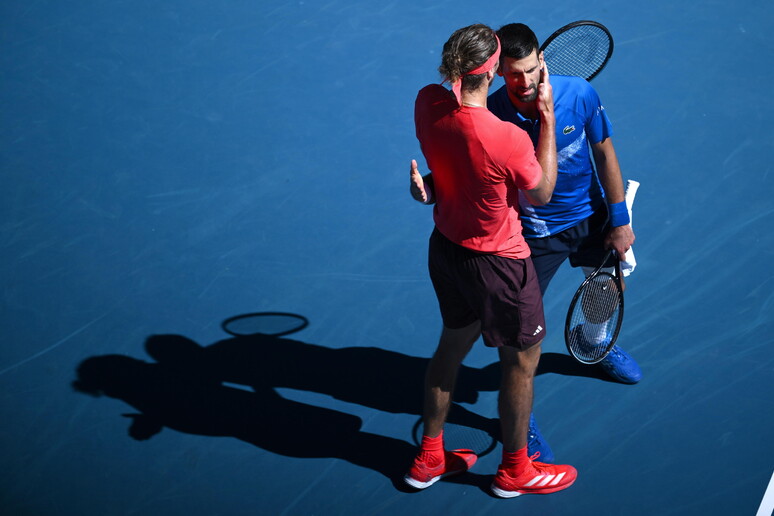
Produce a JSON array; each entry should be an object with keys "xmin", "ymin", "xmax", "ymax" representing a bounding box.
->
[{"xmin": 608, "ymin": 200, "xmax": 630, "ymax": 227}]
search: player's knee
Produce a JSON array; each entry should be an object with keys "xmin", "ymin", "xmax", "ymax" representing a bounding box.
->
[{"xmin": 498, "ymin": 342, "xmax": 541, "ymax": 374}]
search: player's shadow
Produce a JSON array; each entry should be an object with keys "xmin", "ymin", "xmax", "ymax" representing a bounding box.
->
[
  {"xmin": 536, "ymin": 352, "xmax": 613, "ymax": 381},
  {"xmin": 71, "ymin": 318, "xmax": 491, "ymax": 487},
  {"xmin": 71, "ymin": 313, "xmax": 609, "ymax": 487}
]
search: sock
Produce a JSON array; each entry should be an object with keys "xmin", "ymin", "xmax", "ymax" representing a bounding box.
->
[
  {"xmin": 501, "ymin": 446, "xmax": 531, "ymax": 474},
  {"xmin": 418, "ymin": 431, "xmax": 444, "ymax": 465},
  {"xmin": 583, "ymin": 321, "xmax": 608, "ymax": 345}
]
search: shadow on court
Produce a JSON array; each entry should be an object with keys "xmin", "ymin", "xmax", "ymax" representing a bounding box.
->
[{"xmin": 71, "ymin": 313, "xmax": 613, "ymax": 486}]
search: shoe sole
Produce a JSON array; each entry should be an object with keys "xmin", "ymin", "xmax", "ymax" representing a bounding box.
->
[
  {"xmin": 405, "ymin": 465, "xmax": 474, "ymax": 489},
  {"xmin": 403, "ymin": 473, "xmax": 442, "ymax": 489},
  {"xmin": 491, "ymin": 477, "xmax": 576, "ymax": 498},
  {"xmin": 403, "ymin": 450, "xmax": 477, "ymax": 489}
]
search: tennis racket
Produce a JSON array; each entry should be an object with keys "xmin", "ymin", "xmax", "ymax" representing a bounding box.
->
[
  {"xmin": 564, "ymin": 250, "xmax": 624, "ymax": 364},
  {"xmin": 540, "ymin": 20, "xmax": 614, "ymax": 81}
]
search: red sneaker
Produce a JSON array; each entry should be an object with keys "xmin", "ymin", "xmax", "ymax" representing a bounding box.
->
[
  {"xmin": 491, "ymin": 460, "xmax": 577, "ymax": 497},
  {"xmin": 403, "ymin": 449, "xmax": 478, "ymax": 489}
]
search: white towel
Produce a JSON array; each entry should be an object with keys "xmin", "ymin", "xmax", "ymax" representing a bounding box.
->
[{"xmin": 620, "ymin": 180, "xmax": 639, "ymax": 277}]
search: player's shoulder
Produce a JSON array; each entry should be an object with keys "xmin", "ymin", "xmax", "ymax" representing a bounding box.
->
[
  {"xmin": 551, "ymin": 75, "xmax": 602, "ymax": 110},
  {"xmin": 416, "ymin": 83, "xmax": 449, "ymax": 101},
  {"xmin": 415, "ymin": 84, "xmax": 458, "ymax": 115}
]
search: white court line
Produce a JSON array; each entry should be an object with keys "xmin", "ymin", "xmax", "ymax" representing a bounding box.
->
[{"xmin": 757, "ymin": 470, "xmax": 774, "ymax": 516}]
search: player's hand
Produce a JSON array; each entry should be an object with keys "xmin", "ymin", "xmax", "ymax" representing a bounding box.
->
[
  {"xmin": 410, "ymin": 159, "xmax": 431, "ymax": 204},
  {"xmin": 536, "ymin": 60, "xmax": 554, "ymax": 121},
  {"xmin": 605, "ymin": 224, "xmax": 635, "ymax": 258}
]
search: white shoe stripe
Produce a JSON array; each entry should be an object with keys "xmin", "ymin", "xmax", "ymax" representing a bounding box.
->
[
  {"xmin": 537, "ymin": 474, "xmax": 555, "ymax": 487},
  {"xmin": 524, "ymin": 475, "xmax": 544, "ymax": 487},
  {"xmin": 550, "ymin": 472, "xmax": 566, "ymax": 486}
]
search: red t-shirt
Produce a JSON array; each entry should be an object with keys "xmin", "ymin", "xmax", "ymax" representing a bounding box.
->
[{"xmin": 415, "ymin": 84, "xmax": 542, "ymax": 259}]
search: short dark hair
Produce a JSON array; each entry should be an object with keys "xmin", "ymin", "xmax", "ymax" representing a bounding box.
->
[
  {"xmin": 496, "ymin": 23, "xmax": 539, "ymax": 60},
  {"xmin": 438, "ymin": 24, "xmax": 499, "ymax": 92}
]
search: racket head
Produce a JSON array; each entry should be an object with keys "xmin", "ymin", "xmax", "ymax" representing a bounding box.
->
[
  {"xmin": 564, "ymin": 253, "xmax": 624, "ymax": 364},
  {"xmin": 539, "ymin": 20, "xmax": 614, "ymax": 81},
  {"xmin": 221, "ymin": 312, "xmax": 309, "ymax": 337}
]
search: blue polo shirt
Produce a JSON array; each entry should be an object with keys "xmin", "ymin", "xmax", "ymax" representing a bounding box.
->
[{"xmin": 487, "ymin": 75, "xmax": 614, "ymax": 238}]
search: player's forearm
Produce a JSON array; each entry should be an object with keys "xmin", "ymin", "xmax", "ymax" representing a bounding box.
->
[
  {"xmin": 593, "ymin": 139, "xmax": 625, "ymax": 204},
  {"xmin": 593, "ymin": 138, "xmax": 632, "ymax": 230},
  {"xmin": 524, "ymin": 119, "xmax": 557, "ymax": 205},
  {"xmin": 537, "ymin": 117, "xmax": 557, "ymax": 189}
]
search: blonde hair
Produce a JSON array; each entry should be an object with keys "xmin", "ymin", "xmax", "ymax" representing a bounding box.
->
[{"xmin": 439, "ymin": 24, "xmax": 498, "ymax": 90}]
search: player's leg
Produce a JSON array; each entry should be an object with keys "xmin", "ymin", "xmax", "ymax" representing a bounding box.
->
[
  {"xmin": 405, "ymin": 321, "xmax": 481, "ymax": 489},
  {"xmin": 474, "ymin": 256, "xmax": 576, "ymax": 497},
  {"xmin": 491, "ymin": 336, "xmax": 577, "ymax": 496},
  {"xmin": 422, "ymin": 321, "xmax": 481, "ymax": 438},
  {"xmin": 497, "ymin": 343, "xmax": 540, "ymax": 452},
  {"xmin": 522, "ymin": 234, "xmax": 576, "ymax": 459},
  {"xmin": 405, "ymin": 230, "xmax": 480, "ymax": 489}
]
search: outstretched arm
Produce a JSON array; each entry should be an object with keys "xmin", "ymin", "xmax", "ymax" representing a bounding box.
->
[{"xmin": 592, "ymin": 137, "xmax": 635, "ymax": 256}]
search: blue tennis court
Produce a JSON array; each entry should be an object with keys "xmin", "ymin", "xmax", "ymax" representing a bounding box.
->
[{"xmin": 2, "ymin": 1, "xmax": 773, "ymax": 514}]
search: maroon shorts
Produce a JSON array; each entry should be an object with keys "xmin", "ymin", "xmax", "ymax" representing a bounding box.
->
[{"xmin": 428, "ymin": 228, "xmax": 546, "ymax": 350}]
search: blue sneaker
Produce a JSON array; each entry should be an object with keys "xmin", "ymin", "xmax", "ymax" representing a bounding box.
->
[
  {"xmin": 599, "ymin": 345, "xmax": 642, "ymax": 384},
  {"xmin": 527, "ymin": 413, "xmax": 554, "ymax": 463},
  {"xmin": 571, "ymin": 324, "xmax": 643, "ymax": 384}
]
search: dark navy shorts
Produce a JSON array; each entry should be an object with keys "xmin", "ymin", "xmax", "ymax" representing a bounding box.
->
[
  {"xmin": 428, "ymin": 228, "xmax": 546, "ymax": 350},
  {"xmin": 528, "ymin": 205, "xmax": 615, "ymax": 295}
]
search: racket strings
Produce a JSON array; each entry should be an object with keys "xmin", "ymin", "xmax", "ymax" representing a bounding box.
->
[
  {"xmin": 580, "ymin": 279, "xmax": 620, "ymax": 323},
  {"xmin": 567, "ymin": 274, "xmax": 622, "ymax": 362},
  {"xmin": 543, "ymin": 26, "xmax": 611, "ymax": 79}
]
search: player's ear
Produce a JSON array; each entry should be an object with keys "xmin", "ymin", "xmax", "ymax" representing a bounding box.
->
[
  {"xmin": 539, "ymin": 51, "xmax": 545, "ymax": 66},
  {"xmin": 496, "ymin": 59, "xmax": 504, "ymax": 77}
]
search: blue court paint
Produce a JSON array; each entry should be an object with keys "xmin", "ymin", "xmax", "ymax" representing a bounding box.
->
[{"xmin": 2, "ymin": 1, "xmax": 773, "ymax": 515}]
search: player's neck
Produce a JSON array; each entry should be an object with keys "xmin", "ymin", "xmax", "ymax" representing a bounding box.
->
[{"xmin": 461, "ymin": 84, "xmax": 489, "ymax": 109}]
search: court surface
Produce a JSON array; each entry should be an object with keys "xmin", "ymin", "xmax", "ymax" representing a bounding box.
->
[{"xmin": 2, "ymin": 1, "xmax": 773, "ymax": 515}]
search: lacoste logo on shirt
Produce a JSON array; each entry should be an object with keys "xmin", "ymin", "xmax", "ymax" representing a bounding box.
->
[{"xmin": 563, "ymin": 125, "xmax": 576, "ymax": 135}]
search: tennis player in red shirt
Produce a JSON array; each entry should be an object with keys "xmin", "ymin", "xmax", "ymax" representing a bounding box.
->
[{"xmin": 404, "ymin": 23, "xmax": 577, "ymax": 498}]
